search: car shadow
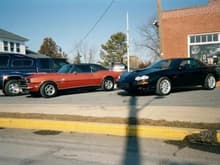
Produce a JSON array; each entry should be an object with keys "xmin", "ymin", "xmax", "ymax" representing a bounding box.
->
[
  {"xmin": 118, "ymin": 86, "xmax": 207, "ymax": 97},
  {"xmin": 26, "ymin": 87, "xmax": 104, "ymax": 98}
]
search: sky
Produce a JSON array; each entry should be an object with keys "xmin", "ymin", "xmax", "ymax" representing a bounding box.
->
[{"xmin": 0, "ymin": 0, "xmax": 208, "ymax": 62}]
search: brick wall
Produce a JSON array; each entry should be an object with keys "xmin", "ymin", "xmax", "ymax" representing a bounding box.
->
[{"xmin": 161, "ymin": 0, "xmax": 220, "ymax": 59}]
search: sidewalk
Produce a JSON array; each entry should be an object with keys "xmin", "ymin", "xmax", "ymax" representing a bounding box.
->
[{"xmin": 0, "ymin": 103, "xmax": 220, "ymax": 142}]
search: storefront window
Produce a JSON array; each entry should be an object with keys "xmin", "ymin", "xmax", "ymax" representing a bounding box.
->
[{"xmin": 189, "ymin": 33, "xmax": 220, "ymax": 65}]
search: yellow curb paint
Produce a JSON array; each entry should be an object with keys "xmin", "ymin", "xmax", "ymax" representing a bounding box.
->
[{"xmin": 0, "ymin": 118, "xmax": 208, "ymax": 141}]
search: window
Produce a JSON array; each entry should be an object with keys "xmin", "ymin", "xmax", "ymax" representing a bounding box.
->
[
  {"xmin": 213, "ymin": 34, "xmax": 218, "ymax": 41},
  {"xmin": 189, "ymin": 33, "xmax": 220, "ymax": 44},
  {"xmin": 76, "ymin": 65, "xmax": 91, "ymax": 73},
  {"xmin": 190, "ymin": 36, "xmax": 195, "ymax": 43},
  {"xmin": 12, "ymin": 59, "xmax": 33, "ymax": 67},
  {"xmin": 3, "ymin": 41, "xmax": 8, "ymax": 51},
  {"xmin": 202, "ymin": 35, "xmax": 206, "ymax": 42},
  {"xmin": 91, "ymin": 64, "xmax": 107, "ymax": 72},
  {"xmin": 16, "ymin": 43, "xmax": 20, "ymax": 53},
  {"xmin": 38, "ymin": 59, "xmax": 50, "ymax": 69},
  {"xmin": 0, "ymin": 55, "xmax": 10, "ymax": 68},
  {"xmin": 10, "ymin": 42, "xmax": 14, "ymax": 52}
]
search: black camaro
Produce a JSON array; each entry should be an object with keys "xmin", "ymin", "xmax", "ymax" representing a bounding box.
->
[{"xmin": 117, "ymin": 58, "xmax": 220, "ymax": 95}]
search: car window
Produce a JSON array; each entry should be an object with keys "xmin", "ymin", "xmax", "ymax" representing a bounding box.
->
[
  {"xmin": 76, "ymin": 65, "xmax": 91, "ymax": 73},
  {"xmin": 38, "ymin": 59, "xmax": 50, "ymax": 69},
  {"xmin": 51, "ymin": 59, "xmax": 68, "ymax": 70},
  {"xmin": 91, "ymin": 64, "xmax": 107, "ymax": 72},
  {"xmin": 0, "ymin": 55, "xmax": 10, "ymax": 68},
  {"xmin": 12, "ymin": 59, "xmax": 33, "ymax": 67},
  {"xmin": 151, "ymin": 60, "xmax": 172, "ymax": 69},
  {"xmin": 179, "ymin": 59, "xmax": 203, "ymax": 69},
  {"xmin": 58, "ymin": 64, "xmax": 72, "ymax": 73}
]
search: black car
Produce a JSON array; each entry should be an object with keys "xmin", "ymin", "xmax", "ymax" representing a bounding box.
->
[{"xmin": 117, "ymin": 58, "xmax": 220, "ymax": 95}]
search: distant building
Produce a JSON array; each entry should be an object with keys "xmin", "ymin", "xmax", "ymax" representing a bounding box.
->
[
  {"xmin": 123, "ymin": 55, "xmax": 141, "ymax": 69},
  {"xmin": 158, "ymin": 0, "xmax": 220, "ymax": 64},
  {"xmin": 0, "ymin": 29, "xmax": 28, "ymax": 55}
]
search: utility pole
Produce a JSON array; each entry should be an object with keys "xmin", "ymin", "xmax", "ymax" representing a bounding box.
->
[
  {"xmin": 157, "ymin": 0, "xmax": 163, "ymax": 56},
  {"xmin": 126, "ymin": 12, "xmax": 130, "ymax": 72}
]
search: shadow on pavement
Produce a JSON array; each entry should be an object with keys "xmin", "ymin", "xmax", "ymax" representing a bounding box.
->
[
  {"xmin": 165, "ymin": 130, "xmax": 220, "ymax": 156},
  {"xmin": 122, "ymin": 95, "xmax": 166, "ymax": 165},
  {"xmin": 122, "ymin": 96, "xmax": 141, "ymax": 165}
]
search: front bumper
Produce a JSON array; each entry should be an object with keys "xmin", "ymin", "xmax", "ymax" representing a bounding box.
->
[{"xmin": 117, "ymin": 80, "xmax": 155, "ymax": 92}]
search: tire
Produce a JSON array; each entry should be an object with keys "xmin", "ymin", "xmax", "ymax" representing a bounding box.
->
[
  {"xmin": 4, "ymin": 79, "xmax": 21, "ymax": 96},
  {"xmin": 40, "ymin": 82, "xmax": 58, "ymax": 98},
  {"xmin": 102, "ymin": 78, "xmax": 114, "ymax": 91},
  {"xmin": 203, "ymin": 74, "xmax": 216, "ymax": 90},
  {"xmin": 156, "ymin": 77, "xmax": 171, "ymax": 96}
]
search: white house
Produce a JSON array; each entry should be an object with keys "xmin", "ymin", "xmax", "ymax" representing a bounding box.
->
[{"xmin": 0, "ymin": 29, "xmax": 28, "ymax": 55}]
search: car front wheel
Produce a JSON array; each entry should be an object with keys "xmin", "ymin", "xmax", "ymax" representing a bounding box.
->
[
  {"xmin": 4, "ymin": 79, "xmax": 21, "ymax": 96},
  {"xmin": 40, "ymin": 82, "xmax": 58, "ymax": 98},
  {"xmin": 102, "ymin": 78, "xmax": 114, "ymax": 91},
  {"xmin": 156, "ymin": 77, "xmax": 171, "ymax": 96},
  {"xmin": 203, "ymin": 74, "xmax": 216, "ymax": 90}
]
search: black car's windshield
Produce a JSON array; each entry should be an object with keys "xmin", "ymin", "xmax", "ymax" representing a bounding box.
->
[
  {"xmin": 58, "ymin": 64, "xmax": 73, "ymax": 73},
  {"xmin": 150, "ymin": 60, "xmax": 172, "ymax": 69}
]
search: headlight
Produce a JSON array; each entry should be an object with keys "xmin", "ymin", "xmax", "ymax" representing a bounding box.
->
[{"xmin": 135, "ymin": 75, "xmax": 149, "ymax": 81}]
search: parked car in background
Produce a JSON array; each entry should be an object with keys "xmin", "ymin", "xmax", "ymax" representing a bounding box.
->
[
  {"xmin": 111, "ymin": 63, "xmax": 127, "ymax": 72},
  {"xmin": 23, "ymin": 63, "xmax": 121, "ymax": 98},
  {"xmin": 117, "ymin": 58, "xmax": 220, "ymax": 95},
  {"xmin": 0, "ymin": 53, "xmax": 68, "ymax": 96}
]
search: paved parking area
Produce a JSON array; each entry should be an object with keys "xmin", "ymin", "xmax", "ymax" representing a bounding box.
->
[{"xmin": 0, "ymin": 88, "xmax": 220, "ymax": 123}]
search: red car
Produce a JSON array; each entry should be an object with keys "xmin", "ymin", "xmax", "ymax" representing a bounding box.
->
[{"xmin": 24, "ymin": 64, "xmax": 121, "ymax": 98}]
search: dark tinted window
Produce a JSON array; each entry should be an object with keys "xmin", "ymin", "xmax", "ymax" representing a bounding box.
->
[
  {"xmin": 0, "ymin": 55, "xmax": 10, "ymax": 68},
  {"xmin": 180, "ymin": 59, "xmax": 204, "ymax": 69},
  {"xmin": 51, "ymin": 59, "xmax": 68, "ymax": 70},
  {"xmin": 150, "ymin": 60, "xmax": 172, "ymax": 69},
  {"xmin": 12, "ymin": 59, "xmax": 33, "ymax": 67},
  {"xmin": 38, "ymin": 59, "xmax": 50, "ymax": 69},
  {"xmin": 91, "ymin": 64, "xmax": 107, "ymax": 72},
  {"xmin": 76, "ymin": 65, "xmax": 91, "ymax": 73}
]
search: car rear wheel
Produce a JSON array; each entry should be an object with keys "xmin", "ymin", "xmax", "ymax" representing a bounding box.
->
[
  {"xmin": 203, "ymin": 74, "xmax": 216, "ymax": 90},
  {"xmin": 40, "ymin": 82, "xmax": 58, "ymax": 98},
  {"xmin": 4, "ymin": 79, "xmax": 21, "ymax": 96},
  {"xmin": 156, "ymin": 77, "xmax": 171, "ymax": 96},
  {"xmin": 102, "ymin": 78, "xmax": 114, "ymax": 91}
]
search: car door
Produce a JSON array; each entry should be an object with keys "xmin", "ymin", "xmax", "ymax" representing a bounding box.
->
[
  {"xmin": 70, "ymin": 64, "xmax": 96, "ymax": 87},
  {"xmin": 175, "ymin": 59, "xmax": 203, "ymax": 86}
]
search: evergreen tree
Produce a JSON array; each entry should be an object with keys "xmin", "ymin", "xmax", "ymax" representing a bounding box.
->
[{"xmin": 100, "ymin": 32, "xmax": 127, "ymax": 66}]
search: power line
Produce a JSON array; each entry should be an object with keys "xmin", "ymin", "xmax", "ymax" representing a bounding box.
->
[{"xmin": 79, "ymin": 0, "xmax": 115, "ymax": 44}]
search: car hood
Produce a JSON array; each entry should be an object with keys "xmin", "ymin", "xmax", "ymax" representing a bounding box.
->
[{"xmin": 119, "ymin": 67, "xmax": 162, "ymax": 81}]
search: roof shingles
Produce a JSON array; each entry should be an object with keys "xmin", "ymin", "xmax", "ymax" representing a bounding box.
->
[{"xmin": 0, "ymin": 29, "xmax": 28, "ymax": 42}]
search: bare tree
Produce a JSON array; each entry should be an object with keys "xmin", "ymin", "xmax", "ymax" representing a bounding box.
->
[
  {"xmin": 137, "ymin": 17, "xmax": 160, "ymax": 59},
  {"xmin": 72, "ymin": 42, "xmax": 97, "ymax": 63}
]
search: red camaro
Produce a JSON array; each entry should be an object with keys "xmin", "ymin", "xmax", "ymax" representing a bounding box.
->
[{"xmin": 24, "ymin": 64, "xmax": 121, "ymax": 98}]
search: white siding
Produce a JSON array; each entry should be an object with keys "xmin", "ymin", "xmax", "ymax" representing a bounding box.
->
[
  {"xmin": 0, "ymin": 40, "xmax": 3, "ymax": 52},
  {"xmin": 0, "ymin": 37, "xmax": 26, "ymax": 54}
]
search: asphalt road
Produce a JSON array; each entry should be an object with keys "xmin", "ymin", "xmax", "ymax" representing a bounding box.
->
[
  {"xmin": 0, "ymin": 87, "xmax": 220, "ymax": 108},
  {"xmin": 0, "ymin": 128, "xmax": 220, "ymax": 165}
]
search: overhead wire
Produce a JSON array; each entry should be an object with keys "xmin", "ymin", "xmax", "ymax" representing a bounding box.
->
[{"xmin": 79, "ymin": 0, "xmax": 115, "ymax": 44}]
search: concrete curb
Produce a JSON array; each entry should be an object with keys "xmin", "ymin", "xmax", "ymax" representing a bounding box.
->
[{"xmin": 0, "ymin": 118, "xmax": 219, "ymax": 142}]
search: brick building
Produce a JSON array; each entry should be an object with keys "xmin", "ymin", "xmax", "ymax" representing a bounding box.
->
[{"xmin": 159, "ymin": 0, "xmax": 220, "ymax": 64}]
